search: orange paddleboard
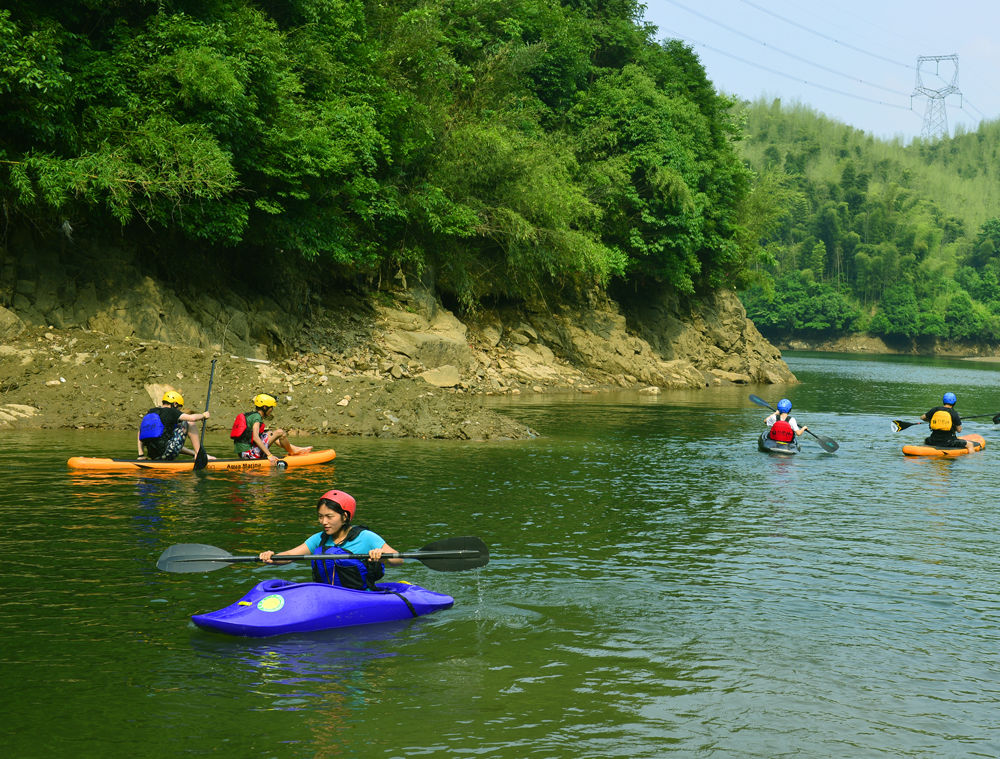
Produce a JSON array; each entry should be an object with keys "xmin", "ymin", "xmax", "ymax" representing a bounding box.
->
[
  {"xmin": 901, "ymin": 434, "xmax": 985, "ymax": 458},
  {"xmin": 67, "ymin": 448, "xmax": 336, "ymax": 471}
]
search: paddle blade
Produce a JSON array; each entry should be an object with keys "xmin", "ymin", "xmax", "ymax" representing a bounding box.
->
[
  {"xmin": 414, "ymin": 536, "xmax": 489, "ymax": 571},
  {"xmin": 891, "ymin": 420, "xmax": 922, "ymax": 432},
  {"xmin": 748, "ymin": 394, "xmax": 774, "ymax": 410},
  {"xmin": 193, "ymin": 445, "xmax": 208, "ymax": 471},
  {"xmin": 810, "ymin": 432, "xmax": 839, "ymax": 452},
  {"xmin": 157, "ymin": 543, "xmax": 239, "ymax": 573}
]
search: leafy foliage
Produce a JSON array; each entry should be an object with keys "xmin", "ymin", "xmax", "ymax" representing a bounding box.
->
[
  {"xmin": 739, "ymin": 99, "xmax": 1000, "ymax": 344},
  {"xmin": 0, "ymin": 0, "xmax": 761, "ymax": 309}
]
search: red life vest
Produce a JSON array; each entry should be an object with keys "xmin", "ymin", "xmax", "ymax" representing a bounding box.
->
[
  {"xmin": 769, "ymin": 419, "xmax": 795, "ymax": 442},
  {"xmin": 230, "ymin": 412, "xmax": 266, "ymax": 443}
]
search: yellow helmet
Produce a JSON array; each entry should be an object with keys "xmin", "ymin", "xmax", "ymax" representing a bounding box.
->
[
  {"xmin": 253, "ymin": 393, "xmax": 277, "ymax": 408},
  {"xmin": 162, "ymin": 390, "xmax": 184, "ymax": 406}
]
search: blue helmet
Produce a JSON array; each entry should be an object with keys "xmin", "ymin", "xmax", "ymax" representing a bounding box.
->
[
  {"xmin": 777, "ymin": 398, "xmax": 792, "ymax": 413},
  {"xmin": 943, "ymin": 392, "xmax": 957, "ymax": 405}
]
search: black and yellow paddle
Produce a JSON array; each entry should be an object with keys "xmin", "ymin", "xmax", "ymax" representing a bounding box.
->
[
  {"xmin": 892, "ymin": 411, "xmax": 1000, "ymax": 432},
  {"xmin": 193, "ymin": 358, "xmax": 216, "ymax": 471},
  {"xmin": 156, "ymin": 536, "xmax": 489, "ymax": 574},
  {"xmin": 749, "ymin": 394, "xmax": 839, "ymax": 452}
]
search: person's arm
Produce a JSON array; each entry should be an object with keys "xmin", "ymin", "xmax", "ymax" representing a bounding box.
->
[
  {"xmin": 178, "ymin": 411, "xmax": 210, "ymax": 422},
  {"xmin": 369, "ymin": 542, "xmax": 404, "ymax": 566},
  {"xmin": 137, "ymin": 428, "xmax": 145, "ymax": 458},
  {"xmin": 259, "ymin": 542, "xmax": 311, "ymax": 564}
]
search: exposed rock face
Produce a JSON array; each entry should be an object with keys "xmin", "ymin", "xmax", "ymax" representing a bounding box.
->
[
  {"xmin": 460, "ymin": 288, "xmax": 795, "ymax": 390},
  {"xmin": 0, "ymin": 305, "xmax": 24, "ymax": 340},
  {"xmin": 627, "ymin": 289, "xmax": 796, "ymax": 385},
  {"xmin": 0, "ymin": 232, "xmax": 796, "ymax": 439},
  {"xmin": 2, "ymin": 266, "xmax": 794, "ymax": 394}
]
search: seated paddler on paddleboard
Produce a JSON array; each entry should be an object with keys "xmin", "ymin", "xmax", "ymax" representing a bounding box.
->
[
  {"xmin": 231, "ymin": 393, "xmax": 312, "ymax": 462},
  {"xmin": 259, "ymin": 490, "xmax": 403, "ymax": 590},
  {"xmin": 920, "ymin": 392, "xmax": 974, "ymax": 453},
  {"xmin": 764, "ymin": 398, "xmax": 808, "ymax": 443},
  {"xmin": 138, "ymin": 390, "xmax": 213, "ymax": 461}
]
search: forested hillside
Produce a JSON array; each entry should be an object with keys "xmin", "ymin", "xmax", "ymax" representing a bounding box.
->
[
  {"xmin": 739, "ymin": 99, "xmax": 1000, "ymax": 347},
  {"xmin": 0, "ymin": 0, "xmax": 770, "ymax": 313}
]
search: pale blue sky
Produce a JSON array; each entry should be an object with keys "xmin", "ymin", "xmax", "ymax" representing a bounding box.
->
[{"xmin": 641, "ymin": 0, "xmax": 1000, "ymax": 142}]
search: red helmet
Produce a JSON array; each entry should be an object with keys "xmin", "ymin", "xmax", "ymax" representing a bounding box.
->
[{"xmin": 318, "ymin": 489, "xmax": 356, "ymax": 518}]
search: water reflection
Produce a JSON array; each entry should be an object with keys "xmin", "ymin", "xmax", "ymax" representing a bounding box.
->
[{"xmin": 187, "ymin": 618, "xmax": 432, "ymax": 717}]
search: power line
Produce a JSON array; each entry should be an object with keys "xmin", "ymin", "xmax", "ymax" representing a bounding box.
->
[
  {"xmin": 734, "ymin": 0, "xmax": 916, "ymax": 71},
  {"xmin": 660, "ymin": 27, "xmax": 913, "ymax": 111},
  {"xmin": 961, "ymin": 97, "xmax": 988, "ymax": 119},
  {"xmin": 661, "ymin": 0, "xmax": 911, "ymax": 98}
]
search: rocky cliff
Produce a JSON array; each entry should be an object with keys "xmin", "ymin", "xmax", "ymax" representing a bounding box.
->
[{"xmin": 0, "ymin": 232, "xmax": 795, "ymax": 439}]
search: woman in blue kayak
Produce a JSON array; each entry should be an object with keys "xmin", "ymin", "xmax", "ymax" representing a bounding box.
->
[{"xmin": 258, "ymin": 489, "xmax": 402, "ymax": 590}]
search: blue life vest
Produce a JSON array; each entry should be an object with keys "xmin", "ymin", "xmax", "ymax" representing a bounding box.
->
[
  {"xmin": 311, "ymin": 526, "xmax": 385, "ymax": 590},
  {"xmin": 139, "ymin": 408, "xmax": 167, "ymax": 442}
]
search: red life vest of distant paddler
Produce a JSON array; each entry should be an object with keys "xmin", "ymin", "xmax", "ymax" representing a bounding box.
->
[{"xmin": 769, "ymin": 418, "xmax": 795, "ymax": 443}]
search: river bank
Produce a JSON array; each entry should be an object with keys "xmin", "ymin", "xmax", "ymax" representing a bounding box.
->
[
  {"xmin": 778, "ymin": 333, "xmax": 1000, "ymax": 359},
  {"xmin": 0, "ymin": 290, "xmax": 796, "ymax": 442},
  {"xmin": 0, "ymin": 237, "xmax": 797, "ymax": 441}
]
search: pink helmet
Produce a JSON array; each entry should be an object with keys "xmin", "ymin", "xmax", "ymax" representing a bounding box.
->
[{"xmin": 318, "ymin": 489, "xmax": 356, "ymax": 518}]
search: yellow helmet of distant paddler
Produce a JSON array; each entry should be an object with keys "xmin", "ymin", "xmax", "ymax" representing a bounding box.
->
[{"xmin": 253, "ymin": 393, "xmax": 277, "ymax": 408}]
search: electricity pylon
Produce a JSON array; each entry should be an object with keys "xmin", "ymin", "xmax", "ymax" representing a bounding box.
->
[{"xmin": 911, "ymin": 55, "xmax": 961, "ymax": 140}]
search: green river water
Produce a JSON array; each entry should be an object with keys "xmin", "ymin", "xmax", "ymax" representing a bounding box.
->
[{"xmin": 5, "ymin": 352, "xmax": 1000, "ymax": 758}]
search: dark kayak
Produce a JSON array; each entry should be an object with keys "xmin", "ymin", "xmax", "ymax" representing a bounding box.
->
[
  {"xmin": 192, "ymin": 578, "xmax": 455, "ymax": 637},
  {"xmin": 758, "ymin": 430, "xmax": 800, "ymax": 455}
]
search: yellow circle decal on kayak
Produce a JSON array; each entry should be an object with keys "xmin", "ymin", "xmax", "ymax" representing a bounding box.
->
[{"xmin": 256, "ymin": 594, "xmax": 285, "ymax": 612}]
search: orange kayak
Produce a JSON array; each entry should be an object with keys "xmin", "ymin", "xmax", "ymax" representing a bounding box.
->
[
  {"xmin": 67, "ymin": 448, "xmax": 336, "ymax": 471},
  {"xmin": 901, "ymin": 434, "xmax": 985, "ymax": 458}
]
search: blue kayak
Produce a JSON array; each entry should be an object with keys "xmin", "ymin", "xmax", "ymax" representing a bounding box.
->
[{"xmin": 192, "ymin": 578, "xmax": 455, "ymax": 637}]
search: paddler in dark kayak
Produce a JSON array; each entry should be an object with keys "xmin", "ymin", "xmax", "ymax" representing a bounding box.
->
[
  {"xmin": 259, "ymin": 489, "xmax": 403, "ymax": 590},
  {"xmin": 137, "ymin": 391, "xmax": 213, "ymax": 461},
  {"xmin": 231, "ymin": 392, "xmax": 312, "ymax": 462},
  {"xmin": 920, "ymin": 392, "xmax": 974, "ymax": 453},
  {"xmin": 764, "ymin": 398, "xmax": 809, "ymax": 444}
]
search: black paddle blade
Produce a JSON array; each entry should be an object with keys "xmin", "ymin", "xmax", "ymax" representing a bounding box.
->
[
  {"xmin": 193, "ymin": 445, "xmax": 208, "ymax": 471},
  {"xmin": 157, "ymin": 543, "xmax": 237, "ymax": 573},
  {"xmin": 891, "ymin": 419, "xmax": 922, "ymax": 432},
  {"xmin": 414, "ymin": 536, "xmax": 489, "ymax": 571},
  {"xmin": 748, "ymin": 394, "xmax": 775, "ymax": 411}
]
